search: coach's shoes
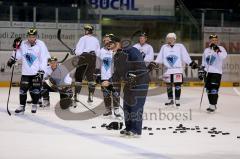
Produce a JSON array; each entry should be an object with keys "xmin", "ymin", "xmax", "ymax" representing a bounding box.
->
[
  {"xmin": 31, "ymin": 104, "xmax": 37, "ymax": 113},
  {"xmin": 175, "ymin": 99, "xmax": 180, "ymax": 107},
  {"xmin": 165, "ymin": 99, "xmax": 174, "ymax": 106},
  {"xmin": 87, "ymin": 93, "xmax": 93, "ymax": 103},
  {"xmin": 125, "ymin": 131, "xmax": 141, "ymax": 138},
  {"xmin": 114, "ymin": 108, "xmax": 121, "ymax": 117},
  {"xmin": 15, "ymin": 105, "xmax": 25, "ymax": 114},
  {"xmin": 206, "ymin": 104, "xmax": 217, "ymax": 112}
]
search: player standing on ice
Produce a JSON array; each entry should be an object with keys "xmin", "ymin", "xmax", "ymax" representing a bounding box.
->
[
  {"xmin": 148, "ymin": 33, "xmax": 197, "ymax": 107},
  {"xmin": 74, "ymin": 24, "xmax": 100, "ymax": 103},
  {"xmin": 198, "ymin": 34, "xmax": 227, "ymax": 112},
  {"xmin": 7, "ymin": 28, "xmax": 50, "ymax": 114},
  {"xmin": 107, "ymin": 34, "xmax": 149, "ymax": 137},
  {"xmin": 133, "ymin": 32, "xmax": 154, "ymax": 66},
  {"xmin": 98, "ymin": 34, "xmax": 121, "ymax": 117},
  {"xmin": 41, "ymin": 56, "xmax": 74, "ymax": 109}
]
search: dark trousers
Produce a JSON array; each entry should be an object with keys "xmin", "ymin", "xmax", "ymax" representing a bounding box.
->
[
  {"xmin": 75, "ymin": 52, "xmax": 96, "ymax": 95},
  {"xmin": 123, "ymin": 83, "xmax": 149, "ymax": 135},
  {"xmin": 19, "ymin": 75, "xmax": 41, "ymax": 106},
  {"xmin": 205, "ymin": 73, "xmax": 222, "ymax": 105},
  {"xmin": 101, "ymin": 84, "xmax": 121, "ymax": 111}
]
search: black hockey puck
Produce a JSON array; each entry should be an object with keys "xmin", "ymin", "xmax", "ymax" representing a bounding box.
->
[
  {"xmin": 156, "ymin": 128, "xmax": 161, "ymax": 130},
  {"xmin": 191, "ymin": 128, "xmax": 195, "ymax": 130},
  {"xmin": 237, "ymin": 136, "xmax": 240, "ymax": 139},
  {"xmin": 211, "ymin": 127, "xmax": 216, "ymax": 130},
  {"xmin": 179, "ymin": 124, "xmax": 183, "ymax": 127},
  {"xmin": 92, "ymin": 126, "xmax": 96, "ymax": 129},
  {"xmin": 204, "ymin": 127, "xmax": 208, "ymax": 129},
  {"xmin": 197, "ymin": 131, "xmax": 201, "ymax": 133},
  {"xmin": 142, "ymin": 126, "xmax": 148, "ymax": 130},
  {"xmin": 208, "ymin": 131, "xmax": 214, "ymax": 134},
  {"xmin": 222, "ymin": 132, "xmax": 230, "ymax": 135},
  {"xmin": 148, "ymin": 127, "xmax": 152, "ymax": 131},
  {"xmin": 101, "ymin": 123, "xmax": 107, "ymax": 127},
  {"xmin": 162, "ymin": 128, "xmax": 166, "ymax": 130},
  {"xmin": 168, "ymin": 127, "xmax": 173, "ymax": 129},
  {"xmin": 180, "ymin": 131, "xmax": 186, "ymax": 133},
  {"xmin": 173, "ymin": 131, "xmax": 177, "ymax": 133},
  {"xmin": 149, "ymin": 133, "xmax": 154, "ymax": 135},
  {"xmin": 211, "ymin": 135, "xmax": 215, "ymax": 137}
]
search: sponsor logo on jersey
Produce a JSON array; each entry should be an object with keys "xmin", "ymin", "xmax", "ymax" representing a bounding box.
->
[
  {"xmin": 166, "ymin": 55, "xmax": 178, "ymax": 67},
  {"xmin": 24, "ymin": 53, "xmax": 37, "ymax": 67},
  {"xmin": 103, "ymin": 57, "xmax": 112, "ymax": 71},
  {"xmin": 206, "ymin": 55, "xmax": 216, "ymax": 65}
]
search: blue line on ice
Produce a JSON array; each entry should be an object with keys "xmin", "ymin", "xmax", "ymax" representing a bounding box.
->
[{"xmin": 0, "ymin": 108, "xmax": 169, "ymax": 159}]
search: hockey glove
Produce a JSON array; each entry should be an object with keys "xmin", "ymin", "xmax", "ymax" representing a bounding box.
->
[
  {"xmin": 36, "ymin": 70, "xmax": 45, "ymax": 80},
  {"xmin": 7, "ymin": 56, "xmax": 16, "ymax": 68},
  {"xmin": 198, "ymin": 66, "xmax": 206, "ymax": 80},
  {"xmin": 147, "ymin": 61, "xmax": 158, "ymax": 71},
  {"xmin": 127, "ymin": 73, "xmax": 137, "ymax": 88},
  {"xmin": 12, "ymin": 37, "xmax": 22, "ymax": 50},
  {"xmin": 189, "ymin": 61, "xmax": 198, "ymax": 69},
  {"xmin": 210, "ymin": 43, "xmax": 221, "ymax": 53}
]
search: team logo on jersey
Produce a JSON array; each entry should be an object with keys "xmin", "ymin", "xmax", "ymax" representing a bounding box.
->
[
  {"xmin": 166, "ymin": 55, "xmax": 178, "ymax": 67},
  {"xmin": 103, "ymin": 57, "xmax": 112, "ymax": 71},
  {"xmin": 24, "ymin": 53, "xmax": 37, "ymax": 67},
  {"xmin": 206, "ymin": 55, "xmax": 216, "ymax": 65}
]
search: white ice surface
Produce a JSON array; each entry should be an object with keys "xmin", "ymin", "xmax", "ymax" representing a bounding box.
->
[{"xmin": 0, "ymin": 87, "xmax": 240, "ymax": 159}]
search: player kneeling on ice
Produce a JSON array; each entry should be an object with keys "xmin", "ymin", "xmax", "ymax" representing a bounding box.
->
[
  {"xmin": 42, "ymin": 57, "xmax": 74, "ymax": 109},
  {"xmin": 98, "ymin": 34, "xmax": 122, "ymax": 117},
  {"xmin": 198, "ymin": 34, "xmax": 227, "ymax": 112},
  {"xmin": 108, "ymin": 34, "xmax": 149, "ymax": 137},
  {"xmin": 148, "ymin": 33, "xmax": 198, "ymax": 107},
  {"xmin": 7, "ymin": 28, "xmax": 49, "ymax": 114}
]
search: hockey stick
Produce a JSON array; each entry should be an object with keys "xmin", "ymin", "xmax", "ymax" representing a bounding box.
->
[
  {"xmin": 6, "ymin": 51, "xmax": 17, "ymax": 116},
  {"xmin": 58, "ymin": 53, "xmax": 69, "ymax": 64},
  {"xmin": 199, "ymin": 54, "xmax": 213, "ymax": 109},
  {"xmin": 57, "ymin": 29, "xmax": 75, "ymax": 55},
  {"xmin": 74, "ymin": 98, "xmax": 97, "ymax": 115}
]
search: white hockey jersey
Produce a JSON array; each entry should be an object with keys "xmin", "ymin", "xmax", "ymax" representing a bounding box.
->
[
  {"xmin": 75, "ymin": 34, "xmax": 100, "ymax": 56},
  {"xmin": 133, "ymin": 43, "xmax": 154, "ymax": 62},
  {"xmin": 13, "ymin": 39, "xmax": 50, "ymax": 76},
  {"xmin": 44, "ymin": 66, "xmax": 72, "ymax": 85},
  {"xmin": 98, "ymin": 47, "xmax": 113, "ymax": 80},
  {"xmin": 155, "ymin": 43, "xmax": 192, "ymax": 75},
  {"xmin": 202, "ymin": 46, "xmax": 227, "ymax": 74}
]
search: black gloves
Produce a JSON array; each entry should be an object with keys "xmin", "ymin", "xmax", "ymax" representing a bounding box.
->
[
  {"xmin": 13, "ymin": 37, "xmax": 22, "ymax": 50},
  {"xmin": 210, "ymin": 43, "xmax": 221, "ymax": 53},
  {"xmin": 127, "ymin": 73, "xmax": 137, "ymax": 88},
  {"xmin": 36, "ymin": 70, "xmax": 45, "ymax": 80},
  {"xmin": 147, "ymin": 61, "xmax": 158, "ymax": 71},
  {"xmin": 198, "ymin": 66, "xmax": 206, "ymax": 80},
  {"xmin": 189, "ymin": 61, "xmax": 198, "ymax": 69},
  {"xmin": 7, "ymin": 56, "xmax": 16, "ymax": 68}
]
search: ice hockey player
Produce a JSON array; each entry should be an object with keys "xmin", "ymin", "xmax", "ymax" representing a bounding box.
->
[
  {"xmin": 108, "ymin": 34, "xmax": 149, "ymax": 137},
  {"xmin": 148, "ymin": 33, "xmax": 198, "ymax": 107},
  {"xmin": 133, "ymin": 32, "xmax": 154, "ymax": 66},
  {"xmin": 198, "ymin": 34, "xmax": 227, "ymax": 112},
  {"xmin": 98, "ymin": 34, "xmax": 121, "ymax": 117},
  {"xmin": 41, "ymin": 56, "xmax": 74, "ymax": 109},
  {"xmin": 74, "ymin": 24, "xmax": 100, "ymax": 103},
  {"xmin": 7, "ymin": 27, "xmax": 50, "ymax": 114}
]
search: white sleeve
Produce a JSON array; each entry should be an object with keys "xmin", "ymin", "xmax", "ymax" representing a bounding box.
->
[
  {"xmin": 144, "ymin": 45, "xmax": 154, "ymax": 62},
  {"xmin": 75, "ymin": 37, "xmax": 85, "ymax": 55},
  {"xmin": 202, "ymin": 49, "xmax": 207, "ymax": 67},
  {"xmin": 12, "ymin": 49, "xmax": 22, "ymax": 60},
  {"xmin": 64, "ymin": 74, "xmax": 72, "ymax": 85},
  {"xmin": 39, "ymin": 42, "xmax": 51, "ymax": 72},
  {"xmin": 95, "ymin": 39, "xmax": 101, "ymax": 57},
  {"xmin": 155, "ymin": 46, "xmax": 164, "ymax": 64},
  {"xmin": 180, "ymin": 44, "xmax": 192, "ymax": 65},
  {"xmin": 218, "ymin": 46, "xmax": 227, "ymax": 60}
]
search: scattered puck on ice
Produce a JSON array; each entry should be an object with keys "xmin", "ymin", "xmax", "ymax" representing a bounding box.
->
[
  {"xmin": 142, "ymin": 126, "xmax": 148, "ymax": 130},
  {"xmin": 208, "ymin": 131, "xmax": 214, "ymax": 134},
  {"xmin": 173, "ymin": 131, "xmax": 177, "ymax": 133},
  {"xmin": 211, "ymin": 127, "xmax": 216, "ymax": 130},
  {"xmin": 149, "ymin": 133, "xmax": 154, "ymax": 135},
  {"xmin": 162, "ymin": 128, "xmax": 166, "ymax": 130},
  {"xmin": 204, "ymin": 127, "xmax": 208, "ymax": 129},
  {"xmin": 101, "ymin": 123, "xmax": 107, "ymax": 127},
  {"xmin": 148, "ymin": 127, "xmax": 152, "ymax": 131},
  {"xmin": 156, "ymin": 128, "xmax": 161, "ymax": 130},
  {"xmin": 191, "ymin": 128, "xmax": 195, "ymax": 130},
  {"xmin": 179, "ymin": 124, "xmax": 183, "ymax": 127},
  {"xmin": 222, "ymin": 132, "xmax": 230, "ymax": 135},
  {"xmin": 237, "ymin": 136, "xmax": 240, "ymax": 139},
  {"xmin": 168, "ymin": 127, "xmax": 173, "ymax": 129},
  {"xmin": 180, "ymin": 131, "xmax": 186, "ymax": 133},
  {"xmin": 92, "ymin": 126, "xmax": 96, "ymax": 129},
  {"xmin": 197, "ymin": 131, "xmax": 201, "ymax": 133},
  {"xmin": 211, "ymin": 135, "xmax": 216, "ymax": 137}
]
